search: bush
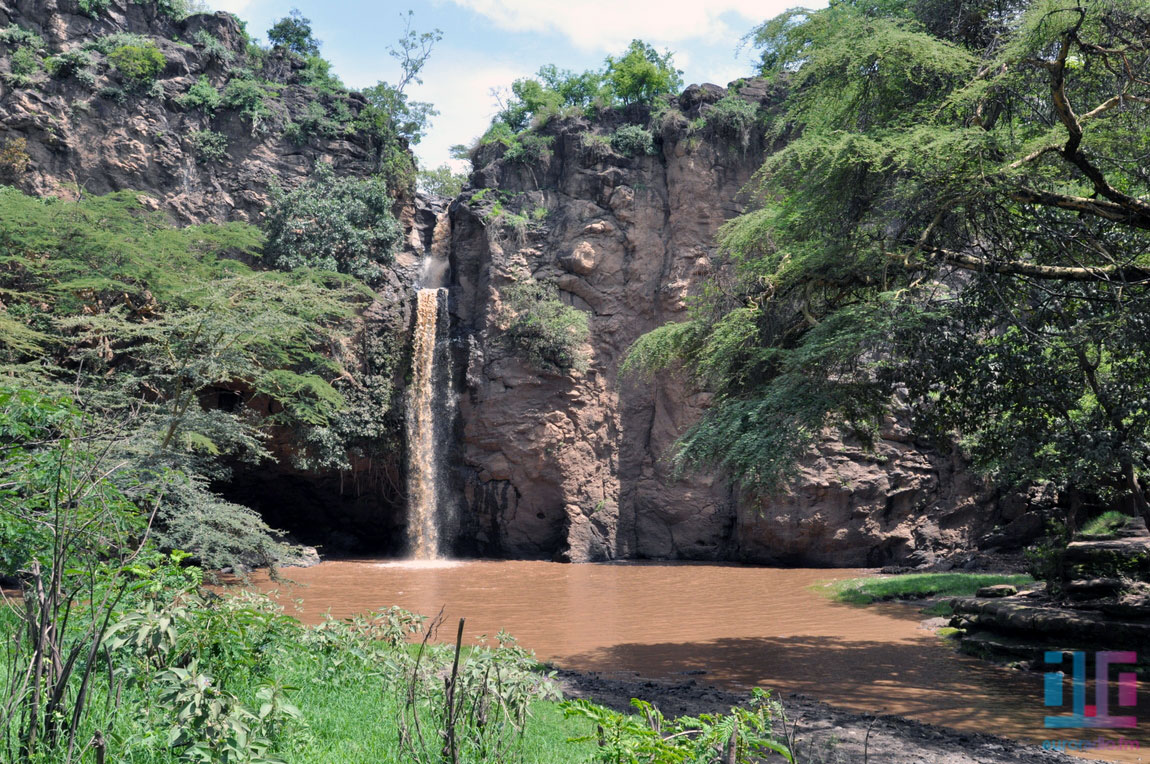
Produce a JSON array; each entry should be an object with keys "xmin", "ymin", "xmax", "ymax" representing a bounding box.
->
[
  {"xmin": 222, "ymin": 76, "xmax": 276, "ymax": 133},
  {"xmin": 497, "ymin": 281, "xmax": 590, "ymax": 373},
  {"xmin": 189, "ymin": 129, "xmax": 228, "ymax": 163},
  {"xmin": 45, "ymin": 49, "xmax": 95, "ymax": 82},
  {"xmin": 6, "ymin": 45, "xmax": 42, "ymax": 86},
  {"xmin": 704, "ymin": 94, "xmax": 758, "ymax": 144},
  {"xmin": 283, "ymin": 101, "xmax": 340, "ymax": 145},
  {"xmin": 77, "ymin": 0, "xmax": 111, "ymax": 18},
  {"xmin": 503, "ymin": 132, "xmax": 553, "ymax": 165},
  {"xmin": 611, "ymin": 124, "xmax": 655, "ymax": 156},
  {"xmin": 0, "ymin": 24, "xmax": 43, "ymax": 48},
  {"xmin": 0, "ymin": 137, "xmax": 30, "ymax": 183},
  {"xmin": 83, "ymin": 32, "xmax": 150, "ymax": 55},
  {"xmin": 263, "ymin": 161, "xmax": 401, "ymax": 283},
  {"xmin": 193, "ymin": 28, "xmax": 234, "ymax": 64},
  {"xmin": 108, "ymin": 42, "xmax": 166, "ymax": 86},
  {"xmin": 177, "ymin": 75, "xmax": 222, "ymax": 113}
]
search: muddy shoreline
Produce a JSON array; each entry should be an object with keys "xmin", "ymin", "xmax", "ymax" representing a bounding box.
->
[{"xmin": 555, "ymin": 669, "xmax": 1104, "ymax": 763}]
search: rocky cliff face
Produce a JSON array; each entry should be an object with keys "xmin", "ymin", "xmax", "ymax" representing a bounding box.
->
[
  {"xmin": 443, "ymin": 82, "xmax": 1036, "ymax": 566},
  {"xmin": 1, "ymin": 3, "xmax": 1038, "ymax": 565},
  {"xmin": 0, "ymin": 0, "xmax": 377, "ymax": 224}
]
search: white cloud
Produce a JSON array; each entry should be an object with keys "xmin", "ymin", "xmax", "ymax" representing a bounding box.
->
[
  {"xmin": 207, "ymin": 0, "xmax": 255, "ymax": 14},
  {"xmin": 445, "ymin": 0, "xmax": 795, "ymax": 52},
  {"xmin": 406, "ymin": 58, "xmax": 533, "ymax": 170}
]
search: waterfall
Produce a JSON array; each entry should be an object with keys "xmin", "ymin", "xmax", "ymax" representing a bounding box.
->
[{"xmin": 406, "ymin": 287, "xmax": 448, "ymax": 559}]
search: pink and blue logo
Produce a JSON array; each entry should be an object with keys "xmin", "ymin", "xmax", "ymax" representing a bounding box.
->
[{"xmin": 1044, "ymin": 651, "xmax": 1138, "ymax": 729}]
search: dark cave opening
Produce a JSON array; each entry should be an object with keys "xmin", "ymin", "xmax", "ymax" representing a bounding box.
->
[{"xmin": 215, "ymin": 463, "xmax": 408, "ymax": 558}]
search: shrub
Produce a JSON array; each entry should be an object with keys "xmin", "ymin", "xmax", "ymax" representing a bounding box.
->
[
  {"xmin": 189, "ymin": 129, "xmax": 228, "ymax": 163},
  {"xmin": 6, "ymin": 45, "xmax": 42, "ymax": 86},
  {"xmin": 0, "ymin": 24, "xmax": 43, "ymax": 48},
  {"xmin": 580, "ymin": 132, "xmax": 612, "ymax": 160},
  {"xmin": 222, "ymin": 76, "xmax": 276, "ymax": 133},
  {"xmin": 193, "ymin": 28, "xmax": 234, "ymax": 64},
  {"xmin": 497, "ymin": 281, "xmax": 590, "ymax": 373},
  {"xmin": 283, "ymin": 101, "xmax": 339, "ymax": 145},
  {"xmin": 177, "ymin": 75, "xmax": 222, "ymax": 113},
  {"xmin": 705, "ymin": 94, "xmax": 758, "ymax": 144},
  {"xmin": 299, "ymin": 54, "xmax": 344, "ymax": 95},
  {"xmin": 263, "ymin": 161, "xmax": 401, "ymax": 283},
  {"xmin": 503, "ymin": 132, "xmax": 553, "ymax": 165},
  {"xmin": 45, "ymin": 49, "xmax": 95, "ymax": 82},
  {"xmin": 77, "ymin": 0, "xmax": 111, "ymax": 18},
  {"xmin": 139, "ymin": 0, "xmax": 202, "ymax": 21},
  {"xmin": 611, "ymin": 124, "xmax": 655, "ymax": 156},
  {"xmin": 108, "ymin": 42, "xmax": 166, "ymax": 86},
  {"xmin": 83, "ymin": 32, "xmax": 150, "ymax": 55},
  {"xmin": 0, "ymin": 137, "xmax": 31, "ymax": 182}
]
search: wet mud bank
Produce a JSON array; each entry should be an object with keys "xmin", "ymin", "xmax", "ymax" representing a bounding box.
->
[{"xmin": 555, "ymin": 669, "xmax": 1102, "ymax": 764}]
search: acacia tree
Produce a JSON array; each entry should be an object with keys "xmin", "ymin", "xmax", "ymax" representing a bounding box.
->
[{"xmin": 625, "ymin": 0, "xmax": 1150, "ymax": 520}]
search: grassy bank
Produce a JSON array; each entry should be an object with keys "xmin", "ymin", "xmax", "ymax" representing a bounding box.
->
[
  {"xmin": 825, "ymin": 572, "xmax": 1033, "ymax": 605},
  {"xmin": 1, "ymin": 578, "xmax": 793, "ymax": 764}
]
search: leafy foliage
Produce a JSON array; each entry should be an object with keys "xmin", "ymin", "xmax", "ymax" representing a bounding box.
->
[
  {"xmin": 223, "ymin": 75, "xmax": 278, "ymax": 133},
  {"xmin": 562, "ymin": 689, "xmax": 792, "ymax": 763},
  {"xmin": 626, "ymin": 0, "xmax": 1150, "ymax": 519},
  {"xmin": 603, "ymin": 39, "xmax": 683, "ymax": 105},
  {"xmin": 108, "ymin": 41, "xmax": 167, "ymax": 86},
  {"xmin": 179, "ymin": 74, "xmax": 223, "ymax": 113},
  {"xmin": 497, "ymin": 281, "xmax": 590, "ymax": 374},
  {"xmin": 0, "ymin": 187, "xmax": 370, "ymax": 565},
  {"xmin": 417, "ymin": 163, "xmax": 467, "ymax": 197},
  {"xmin": 267, "ymin": 9, "xmax": 320, "ymax": 56},
  {"xmin": 263, "ymin": 161, "xmax": 401, "ymax": 284},
  {"xmin": 353, "ymin": 13, "xmax": 440, "ymax": 188},
  {"xmin": 5, "ymin": 44, "xmax": 43, "ymax": 86},
  {"xmin": 610, "ymin": 124, "xmax": 655, "ymax": 156},
  {"xmin": 189, "ymin": 129, "xmax": 228, "ymax": 162}
]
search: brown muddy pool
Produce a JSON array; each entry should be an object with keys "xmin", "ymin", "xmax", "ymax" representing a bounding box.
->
[{"xmin": 243, "ymin": 560, "xmax": 1146, "ymax": 762}]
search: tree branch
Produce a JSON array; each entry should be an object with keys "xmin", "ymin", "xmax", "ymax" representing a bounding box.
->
[{"xmin": 923, "ymin": 247, "xmax": 1150, "ymax": 282}]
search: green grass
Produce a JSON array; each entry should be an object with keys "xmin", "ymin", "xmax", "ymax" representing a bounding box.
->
[
  {"xmin": 825, "ymin": 573, "xmax": 1034, "ymax": 605},
  {"xmin": 1079, "ymin": 510, "xmax": 1131, "ymax": 538}
]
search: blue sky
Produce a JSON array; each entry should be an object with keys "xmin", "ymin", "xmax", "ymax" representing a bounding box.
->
[{"xmin": 206, "ymin": 0, "xmax": 818, "ymax": 170}]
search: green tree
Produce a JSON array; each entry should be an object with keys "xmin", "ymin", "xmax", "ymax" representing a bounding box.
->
[
  {"xmin": 417, "ymin": 163, "xmax": 467, "ymax": 197},
  {"xmin": 603, "ymin": 39, "xmax": 682, "ymax": 105},
  {"xmin": 267, "ymin": 8, "xmax": 320, "ymax": 56},
  {"xmin": 625, "ymin": 0, "xmax": 1150, "ymax": 522},
  {"xmin": 355, "ymin": 12, "xmax": 440, "ymax": 185},
  {"xmin": 263, "ymin": 161, "xmax": 401, "ymax": 283}
]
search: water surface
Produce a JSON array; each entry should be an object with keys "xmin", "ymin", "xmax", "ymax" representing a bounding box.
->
[{"xmin": 247, "ymin": 560, "xmax": 1146, "ymax": 762}]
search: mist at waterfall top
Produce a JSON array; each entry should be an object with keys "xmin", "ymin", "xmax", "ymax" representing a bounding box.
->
[{"xmin": 206, "ymin": 0, "xmax": 824, "ymax": 170}]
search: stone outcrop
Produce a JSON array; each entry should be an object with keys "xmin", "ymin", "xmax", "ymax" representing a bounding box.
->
[
  {"xmin": 0, "ymin": 0, "xmax": 378, "ymax": 224},
  {"xmin": 442, "ymin": 81, "xmax": 1029, "ymax": 565}
]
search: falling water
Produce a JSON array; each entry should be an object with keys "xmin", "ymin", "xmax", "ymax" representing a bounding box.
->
[{"xmin": 406, "ymin": 287, "xmax": 446, "ymax": 559}]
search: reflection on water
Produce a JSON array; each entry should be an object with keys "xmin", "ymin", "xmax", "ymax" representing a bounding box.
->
[{"xmin": 244, "ymin": 560, "xmax": 1146, "ymax": 763}]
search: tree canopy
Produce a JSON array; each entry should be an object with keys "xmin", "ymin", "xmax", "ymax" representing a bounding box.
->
[{"xmin": 625, "ymin": 0, "xmax": 1150, "ymax": 519}]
